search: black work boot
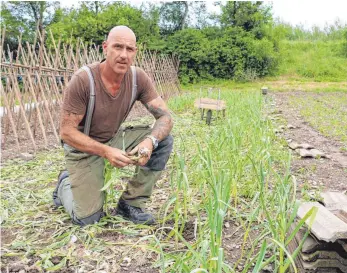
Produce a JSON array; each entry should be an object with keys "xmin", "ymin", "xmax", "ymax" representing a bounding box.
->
[
  {"xmin": 53, "ymin": 170, "xmax": 69, "ymax": 208},
  {"xmin": 116, "ymin": 199, "xmax": 155, "ymax": 225}
]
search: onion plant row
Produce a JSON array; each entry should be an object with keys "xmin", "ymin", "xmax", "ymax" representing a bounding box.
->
[{"xmin": 1, "ymin": 88, "xmax": 316, "ymax": 272}]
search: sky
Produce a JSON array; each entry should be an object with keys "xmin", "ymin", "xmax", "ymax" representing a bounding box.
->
[
  {"xmin": 271, "ymin": 0, "xmax": 347, "ymax": 29},
  {"xmin": 59, "ymin": 0, "xmax": 347, "ymax": 30}
]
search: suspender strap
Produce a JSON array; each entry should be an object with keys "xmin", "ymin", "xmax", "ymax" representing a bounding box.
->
[
  {"xmin": 81, "ymin": 66, "xmax": 95, "ymax": 136},
  {"xmin": 126, "ymin": 66, "xmax": 137, "ymax": 117},
  {"xmin": 81, "ymin": 65, "xmax": 137, "ymax": 136},
  {"xmin": 131, "ymin": 66, "xmax": 137, "ymax": 105}
]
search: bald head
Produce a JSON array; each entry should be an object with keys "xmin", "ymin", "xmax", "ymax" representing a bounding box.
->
[
  {"xmin": 107, "ymin": 26, "xmax": 136, "ymax": 43},
  {"xmin": 102, "ymin": 26, "xmax": 138, "ymax": 76}
]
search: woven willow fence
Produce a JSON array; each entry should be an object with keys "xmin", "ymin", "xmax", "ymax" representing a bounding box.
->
[{"xmin": 0, "ymin": 29, "xmax": 180, "ymax": 155}]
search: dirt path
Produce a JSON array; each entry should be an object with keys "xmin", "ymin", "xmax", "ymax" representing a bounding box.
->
[{"xmin": 271, "ymin": 91, "xmax": 347, "ymax": 192}]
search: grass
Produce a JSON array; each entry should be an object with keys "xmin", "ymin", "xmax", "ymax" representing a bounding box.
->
[
  {"xmin": 288, "ymin": 92, "xmax": 347, "ymax": 148},
  {"xmin": 277, "ymin": 40, "xmax": 347, "ymax": 82},
  {"xmin": 1, "ymin": 83, "xmax": 318, "ymax": 272}
]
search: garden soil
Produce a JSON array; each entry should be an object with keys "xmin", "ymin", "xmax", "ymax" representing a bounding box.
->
[
  {"xmin": 2, "ymin": 91, "xmax": 347, "ymax": 273},
  {"xmin": 270, "ymin": 91, "xmax": 347, "ymax": 192}
]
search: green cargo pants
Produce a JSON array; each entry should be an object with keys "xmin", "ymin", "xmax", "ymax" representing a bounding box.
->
[{"xmin": 56, "ymin": 125, "xmax": 173, "ymax": 225}]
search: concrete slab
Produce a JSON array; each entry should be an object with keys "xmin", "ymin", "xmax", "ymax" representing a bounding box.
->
[
  {"xmin": 301, "ymin": 259, "xmax": 347, "ymax": 272},
  {"xmin": 301, "ymin": 251, "xmax": 347, "ymax": 265},
  {"xmin": 288, "ymin": 142, "xmax": 314, "ymax": 150},
  {"xmin": 321, "ymin": 192, "xmax": 347, "ymax": 211},
  {"xmin": 298, "ymin": 149, "xmax": 327, "ymax": 158},
  {"xmin": 310, "ymin": 149, "xmax": 327, "ymax": 158},
  {"xmin": 301, "ymin": 143, "xmax": 314, "ymax": 150},
  {"xmin": 293, "ymin": 228, "xmax": 347, "ymax": 254},
  {"xmin": 297, "ymin": 202, "xmax": 347, "ymax": 242}
]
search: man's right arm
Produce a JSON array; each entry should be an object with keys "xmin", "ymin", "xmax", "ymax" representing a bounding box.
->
[{"xmin": 60, "ymin": 110, "xmax": 134, "ymax": 168}]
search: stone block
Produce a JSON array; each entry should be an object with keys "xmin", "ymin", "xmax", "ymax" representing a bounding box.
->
[
  {"xmin": 297, "ymin": 202, "xmax": 347, "ymax": 242},
  {"xmin": 20, "ymin": 152, "xmax": 34, "ymax": 161}
]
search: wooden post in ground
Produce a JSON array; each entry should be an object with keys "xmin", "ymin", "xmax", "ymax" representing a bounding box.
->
[
  {"xmin": 35, "ymin": 71, "xmax": 60, "ymax": 143},
  {"xmin": 8, "ymin": 71, "xmax": 37, "ymax": 151},
  {"xmin": 0, "ymin": 82, "xmax": 20, "ymax": 151}
]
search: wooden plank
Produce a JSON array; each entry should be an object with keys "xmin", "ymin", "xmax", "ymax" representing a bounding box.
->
[
  {"xmin": 194, "ymin": 98, "xmax": 226, "ymax": 111},
  {"xmin": 297, "ymin": 202, "xmax": 347, "ymax": 242}
]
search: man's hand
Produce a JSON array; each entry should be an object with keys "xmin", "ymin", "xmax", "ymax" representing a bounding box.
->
[
  {"xmin": 104, "ymin": 146, "xmax": 136, "ymax": 168},
  {"xmin": 127, "ymin": 138, "xmax": 153, "ymax": 166}
]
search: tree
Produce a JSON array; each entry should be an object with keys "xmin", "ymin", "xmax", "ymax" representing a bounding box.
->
[
  {"xmin": 4, "ymin": 1, "xmax": 59, "ymax": 35},
  {"xmin": 47, "ymin": 2, "xmax": 161, "ymax": 48},
  {"xmin": 158, "ymin": 1, "xmax": 208, "ymax": 35},
  {"xmin": 220, "ymin": 1, "xmax": 272, "ymax": 38}
]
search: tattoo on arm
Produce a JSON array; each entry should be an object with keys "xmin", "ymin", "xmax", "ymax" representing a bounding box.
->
[
  {"xmin": 144, "ymin": 103, "xmax": 173, "ymax": 141},
  {"xmin": 60, "ymin": 110, "xmax": 84, "ymax": 129}
]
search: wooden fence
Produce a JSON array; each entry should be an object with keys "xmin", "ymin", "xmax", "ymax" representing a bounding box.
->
[{"xmin": 0, "ymin": 29, "xmax": 180, "ymax": 157}]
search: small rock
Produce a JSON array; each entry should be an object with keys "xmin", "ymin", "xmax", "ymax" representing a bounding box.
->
[
  {"xmin": 298, "ymin": 148, "xmax": 327, "ymax": 158},
  {"xmin": 262, "ymin": 264, "xmax": 273, "ymax": 272},
  {"xmin": 120, "ymin": 257, "xmax": 131, "ymax": 267},
  {"xmin": 288, "ymin": 142, "xmax": 300, "ymax": 150},
  {"xmin": 20, "ymin": 152, "xmax": 34, "ymax": 161},
  {"xmin": 224, "ymin": 222, "xmax": 230, "ymax": 228},
  {"xmin": 230, "ymin": 243, "xmax": 237, "ymax": 249},
  {"xmin": 301, "ymin": 143, "xmax": 314, "ymax": 149},
  {"xmin": 310, "ymin": 149, "xmax": 327, "ymax": 158},
  {"xmin": 70, "ymin": 234, "xmax": 78, "ymax": 244},
  {"xmin": 287, "ymin": 124, "xmax": 296, "ymax": 129},
  {"xmin": 298, "ymin": 149, "xmax": 313, "ymax": 157}
]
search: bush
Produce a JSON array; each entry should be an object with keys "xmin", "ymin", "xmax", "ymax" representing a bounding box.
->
[
  {"xmin": 165, "ymin": 27, "xmax": 279, "ymax": 83},
  {"xmin": 342, "ymin": 30, "xmax": 347, "ymax": 57}
]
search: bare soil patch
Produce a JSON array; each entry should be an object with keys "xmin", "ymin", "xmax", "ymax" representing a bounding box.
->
[{"xmin": 271, "ymin": 91, "xmax": 347, "ymax": 192}]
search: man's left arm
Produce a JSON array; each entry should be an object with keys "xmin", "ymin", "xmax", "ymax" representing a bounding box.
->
[
  {"xmin": 127, "ymin": 96, "xmax": 173, "ymax": 165},
  {"xmin": 144, "ymin": 96, "xmax": 173, "ymax": 141}
]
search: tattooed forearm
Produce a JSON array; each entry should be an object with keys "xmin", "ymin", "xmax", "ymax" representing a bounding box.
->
[
  {"xmin": 151, "ymin": 114, "xmax": 173, "ymax": 141},
  {"xmin": 145, "ymin": 100, "xmax": 173, "ymax": 141},
  {"xmin": 145, "ymin": 103, "xmax": 167, "ymax": 119}
]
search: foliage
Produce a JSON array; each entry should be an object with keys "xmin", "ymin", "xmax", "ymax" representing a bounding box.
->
[
  {"xmin": 47, "ymin": 2, "xmax": 160, "ymax": 47},
  {"xmin": 2, "ymin": 1, "xmax": 346, "ymax": 83},
  {"xmin": 159, "ymin": 1, "xmax": 209, "ymax": 36},
  {"xmin": 2, "ymin": 83, "xmax": 318, "ymax": 272},
  {"xmin": 342, "ymin": 30, "xmax": 347, "ymax": 57},
  {"xmin": 220, "ymin": 1, "xmax": 272, "ymax": 38},
  {"xmin": 0, "ymin": 1, "xmax": 58, "ymax": 51},
  {"xmin": 165, "ymin": 27, "xmax": 279, "ymax": 83},
  {"xmin": 277, "ymin": 40, "xmax": 347, "ymax": 81},
  {"xmin": 266, "ymin": 19, "xmax": 347, "ymax": 42},
  {"xmin": 2, "ymin": 1, "xmax": 59, "ymax": 33},
  {"xmin": 289, "ymin": 92, "xmax": 347, "ymax": 146},
  {"xmin": 1, "ymin": 3, "xmax": 30, "ymax": 51}
]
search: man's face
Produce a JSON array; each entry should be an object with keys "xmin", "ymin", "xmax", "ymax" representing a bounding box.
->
[{"xmin": 102, "ymin": 31, "xmax": 137, "ymax": 75}]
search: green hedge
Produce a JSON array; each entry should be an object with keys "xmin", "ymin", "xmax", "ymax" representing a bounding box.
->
[{"xmin": 164, "ymin": 27, "xmax": 279, "ymax": 83}]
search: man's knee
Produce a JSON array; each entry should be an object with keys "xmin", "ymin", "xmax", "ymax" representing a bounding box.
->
[
  {"xmin": 72, "ymin": 209, "xmax": 104, "ymax": 226},
  {"xmin": 159, "ymin": 134, "xmax": 174, "ymax": 151}
]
